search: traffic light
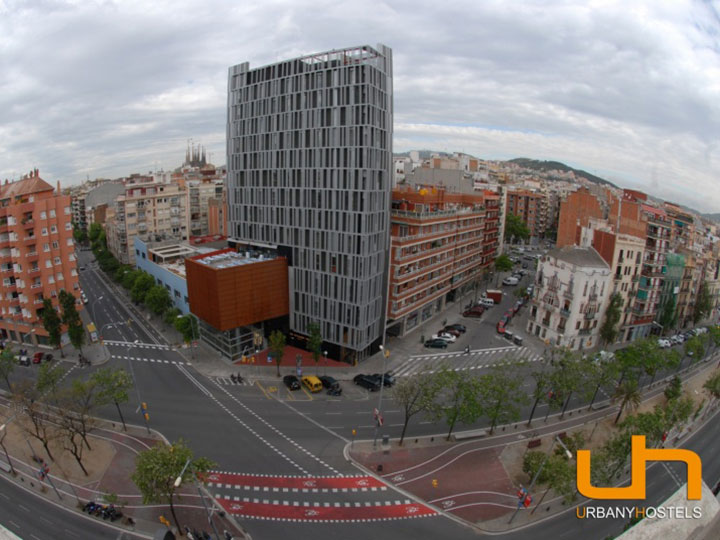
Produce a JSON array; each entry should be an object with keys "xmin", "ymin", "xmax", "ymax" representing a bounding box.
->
[
  {"xmin": 141, "ymin": 402, "xmax": 149, "ymax": 421},
  {"xmin": 431, "ymin": 479, "xmax": 438, "ymax": 488}
]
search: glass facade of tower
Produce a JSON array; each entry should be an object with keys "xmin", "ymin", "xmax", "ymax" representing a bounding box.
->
[{"xmin": 226, "ymin": 45, "xmax": 393, "ymax": 362}]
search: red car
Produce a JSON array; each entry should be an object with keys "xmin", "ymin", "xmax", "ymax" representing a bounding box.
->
[
  {"xmin": 497, "ymin": 320, "xmax": 506, "ymax": 334},
  {"xmin": 32, "ymin": 352, "xmax": 44, "ymax": 364},
  {"xmin": 463, "ymin": 309, "xmax": 484, "ymax": 318}
]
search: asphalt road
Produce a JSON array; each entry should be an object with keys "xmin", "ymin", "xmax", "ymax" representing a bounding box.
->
[{"xmin": 1, "ymin": 248, "xmax": 717, "ymax": 540}]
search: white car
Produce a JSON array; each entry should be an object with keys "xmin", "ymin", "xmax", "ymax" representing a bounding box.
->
[
  {"xmin": 478, "ymin": 298, "xmax": 495, "ymax": 307},
  {"xmin": 503, "ymin": 277, "xmax": 519, "ymax": 286},
  {"xmin": 657, "ymin": 338, "xmax": 671, "ymax": 349},
  {"xmin": 431, "ymin": 333, "xmax": 457, "ymax": 343}
]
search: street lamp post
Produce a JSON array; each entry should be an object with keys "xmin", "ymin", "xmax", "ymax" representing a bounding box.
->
[
  {"xmin": 373, "ymin": 345, "xmax": 390, "ymax": 448},
  {"xmin": 174, "ymin": 458, "xmax": 221, "ymax": 540},
  {"xmin": 323, "ymin": 350, "xmax": 328, "ymax": 376},
  {"xmin": 90, "ymin": 295, "xmax": 104, "ymax": 326}
]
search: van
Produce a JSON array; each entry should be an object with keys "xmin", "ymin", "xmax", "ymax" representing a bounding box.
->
[
  {"xmin": 301, "ymin": 375, "xmax": 323, "ymax": 393},
  {"xmin": 478, "ymin": 298, "xmax": 494, "ymax": 307}
]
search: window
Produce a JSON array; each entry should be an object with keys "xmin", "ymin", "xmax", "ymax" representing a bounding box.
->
[
  {"xmin": 40, "ymin": 211, "xmax": 46, "ymax": 219},
  {"xmin": 45, "ymin": 260, "xmax": 52, "ymax": 268},
  {"xmin": 43, "ymin": 243, "xmax": 50, "ymax": 252},
  {"xmin": 56, "ymin": 273, "xmax": 64, "ymax": 281},
  {"xmin": 65, "ymin": 223, "xmax": 72, "ymax": 230},
  {"xmin": 49, "ymin": 210, "xmax": 56, "ymax": 218},
  {"xmin": 54, "ymin": 257, "xmax": 61, "ymax": 265},
  {"xmin": 52, "ymin": 241, "xmax": 59, "ymax": 249},
  {"xmin": 174, "ymin": 289, "xmax": 180, "ymax": 298},
  {"xmin": 50, "ymin": 225, "xmax": 57, "ymax": 233},
  {"xmin": 64, "ymin": 206, "xmax": 71, "ymax": 214},
  {"xmin": 66, "ymin": 238, "xmax": 73, "ymax": 246},
  {"xmin": 41, "ymin": 228, "xmax": 48, "ymax": 236}
]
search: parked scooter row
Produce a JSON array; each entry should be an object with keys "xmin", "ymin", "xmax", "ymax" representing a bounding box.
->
[
  {"xmin": 82, "ymin": 501, "xmax": 123, "ymax": 521},
  {"xmin": 184, "ymin": 526, "xmax": 213, "ymax": 539}
]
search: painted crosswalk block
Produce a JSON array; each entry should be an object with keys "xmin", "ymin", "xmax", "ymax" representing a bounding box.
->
[
  {"xmin": 110, "ymin": 354, "xmax": 189, "ymax": 367},
  {"xmin": 104, "ymin": 340, "xmax": 170, "ymax": 350},
  {"xmin": 206, "ymin": 472, "xmax": 385, "ymax": 491},
  {"xmin": 213, "ymin": 376, "xmax": 252, "ymax": 387},
  {"xmin": 391, "ymin": 346, "xmax": 543, "ymax": 378}
]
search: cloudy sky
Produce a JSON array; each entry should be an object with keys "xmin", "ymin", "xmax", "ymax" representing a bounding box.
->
[{"xmin": 1, "ymin": 0, "xmax": 719, "ymax": 212}]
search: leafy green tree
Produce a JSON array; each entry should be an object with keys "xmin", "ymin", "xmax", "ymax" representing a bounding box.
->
[
  {"xmin": 72, "ymin": 227, "xmax": 88, "ymax": 245},
  {"xmin": 684, "ymin": 335, "xmax": 705, "ymax": 363},
  {"xmin": 544, "ymin": 453, "xmax": 577, "ymax": 503},
  {"xmin": 527, "ymin": 368, "xmax": 550, "ymax": 425},
  {"xmin": 548, "ymin": 351, "xmax": 586, "ymax": 418},
  {"xmin": 174, "ymin": 314, "xmax": 198, "ymax": 344},
  {"xmin": 88, "ymin": 223, "xmax": 103, "ymax": 243},
  {"xmin": 707, "ymin": 326, "xmax": 720, "ymax": 357},
  {"xmin": 505, "ymin": 213, "xmax": 530, "ymax": 243},
  {"xmin": 523, "ymin": 450, "xmax": 550, "ymax": 483},
  {"xmin": 59, "ymin": 290, "xmax": 84, "ymax": 354},
  {"xmin": 494, "ymin": 254, "xmax": 514, "ymax": 286},
  {"xmin": 163, "ymin": 307, "xmax": 182, "ymax": 326},
  {"xmin": 132, "ymin": 439, "xmax": 215, "ymax": 531},
  {"xmin": 693, "ymin": 282, "xmax": 713, "ymax": 324},
  {"xmin": 36, "ymin": 363, "xmax": 66, "ymax": 399},
  {"xmin": 40, "ymin": 299, "xmax": 64, "ymax": 357},
  {"xmin": 657, "ymin": 395, "xmax": 694, "ymax": 434},
  {"xmin": 121, "ymin": 268, "xmax": 143, "ymax": 290},
  {"xmin": 659, "ymin": 296, "xmax": 677, "ymax": 334},
  {"xmin": 429, "ymin": 369, "xmax": 484, "ymax": 440},
  {"xmin": 114, "ymin": 264, "xmax": 133, "ymax": 283},
  {"xmin": 613, "ymin": 379, "xmax": 641, "ymax": 424},
  {"xmin": 307, "ymin": 322, "xmax": 323, "ymax": 374},
  {"xmin": 391, "ymin": 372, "xmax": 442, "ymax": 445},
  {"xmin": 269, "ymin": 330, "xmax": 286, "ymax": 377},
  {"xmin": 145, "ymin": 285, "xmax": 172, "ymax": 316},
  {"xmin": 585, "ymin": 354, "xmax": 619, "ymax": 410},
  {"xmin": 704, "ymin": 371, "xmax": 720, "ymax": 406},
  {"xmin": 130, "ymin": 272, "xmax": 155, "ymax": 304},
  {"xmin": 478, "ymin": 363, "xmax": 528, "ymax": 433},
  {"xmin": 664, "ymin": 376, "xmax": 682, "ymax": 402},
  {"xmin": 600, "ymin": 293, "xmax": 623, "ymax": 345},
  {"xmin": 0, "ymin": 348, "xmax": 15, "ymax": 389},
  {"xmin": 92, "ymin": 368, "xmax": 132, "ymax": 431}
]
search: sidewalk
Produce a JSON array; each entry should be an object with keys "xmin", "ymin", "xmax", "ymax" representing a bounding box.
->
[
  {"xmin": 0, "ymin": 397, "xmax": 249, "ymax": 539},
  {"xmin": 346, "ymin": 353, "xmax": 720, "ymax": 533}
]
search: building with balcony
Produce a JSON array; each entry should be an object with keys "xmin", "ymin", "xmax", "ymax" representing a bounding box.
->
[
  {"xmin": 527, "ymin": 246, "xmax": 611, "ymax": 350},
  {"xmin": 185, "ymin": 179, "xmax": 224, "ymax": 238},
  {"xmin": 506, "ymin": 188, "xmax": 548, "ymax": 239},
  {"xmin": 385, "ymin": 186, "xmax": 498, "ymax": 337},
  {"xmin": 105, "ymin": 177, "xmax": 188, "ymax": 265},
  {"xmin": 592, "ymin": 229, "xmax": 645, "ymax": 343},
  {"xmin": 71, "ymin": 192, "xmax": 87, "ymax": 232},
  {"xmin": 0, "ymin": 170, "xmax": 79, "ymax": 346},
  {"xmin": 226, "ymin": 44, "xmax": 393, "ymax": 364}
]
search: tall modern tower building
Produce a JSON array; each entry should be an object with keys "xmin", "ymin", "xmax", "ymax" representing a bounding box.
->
[{"xmin": 227, "ymin": 45, "xmax": 393, "ymax": 363}]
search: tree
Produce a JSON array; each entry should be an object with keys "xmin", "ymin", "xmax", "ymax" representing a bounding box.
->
[
  {"xmin": 704, "ymin": 371, "xmax": 720, "ymax": 406},
  {"xmin": 13, "ymin": 379, "xmax": 57, "ymax": 462},
  {"xmin": 659, "ymin": 296, "xmax": 677, "ymax": 334},
  {"xmin": 613, "ymin": 379, "xmax": 641, "ymax": 424},
  {"xmin": 664, "ymin": 376, "xmax": 682, "ymax": 402},
  {"xmin": 36, "ymin": 362, "xmax": 66, "ymax": 398},
  {"xmin": 57, "ymin": 378, "xmax": 101, "ymax": 474},
  {"xmin": 174, "ymin": 315, "xmax": 198, "ymax": 344},
  {"xmin": 693, "ymin": 282, "xmax": 712, "ymax": 324},
  {"xmin": 505, "ymin": 213, "xmax": 530, "ymax": 244},
  {"xmin": 269, "ymin": 330, "xmax": 286, "ymax": 377},
  {"xmin": 59, "ymin": 290, "xmax": 84, "ymax": 354},
  {"xmin": 114, "ymin": 264, "xmax": 133, "ymax": 283},
  {"xmin": 0, "ymin": 348, "xmax": 15, "ymax": 390},
  {"xmin": 163, "ymin": 307, "xmax": 182, "ymax": 326},
  {"xmin": 307, "ymin": 322, "xmax": 322, "ymax": 374},
  {"xmin": 429, "ymin": 369, "xmax": 483, "ymax": 440},
  {"xmin": 92, "ymin": 368, "xmax": 132, "ymax": 431},
  {"xmin": 40, "ymin": 299, "xmax": 64, "ymax": 357},
  {"xmin": 130, "ymin": 272, "xmax": 155, "ymax": 304},
  {"xmin": 547, "ymin": 350, "xmax": 586, "ymax": 418},
  {"xmin": 122, "ymin": 269, "xmax": 143, "ymax": 290},
  {"xmin": 478, "ymin": 363, "xmax": 528, "ymax": 433},
  {"xmin": 132, "ymin": 439, "xmax": 215, "ymax": 532},
  {"xmin": 88, "ymin": 223, "xmax": 103, "ymax": 244},
  {"xmin": 684, "ymin": 335, "xmax": 705, "ymax": 364},
  {"xmin": 73, "ymin": 227, "xmax": 88, "ymax": 245},
  {"xmin": 585, "ymin": 354, "xmax": 619, "ymax": 411},
  {"xmin": 527, "ymin": 368, "xmax": 550, "ymax": 425},
  {"xmin": 494, "ymin": 254, "xmax": 514, "ymax": 286},
  {"xmin": 145, "ymin": 285, "xmax": 172, "ymax": 316},
  {"xmin": 708, "ymin": 326, "xmax": 720, "ymax": 357},
  {"xmin": 600, "ymin": 293, "xmax": 623, "ymax": 345},
  {"xmin": 391, "ymin": 372, "xmax": 441, "ymax": 445}
]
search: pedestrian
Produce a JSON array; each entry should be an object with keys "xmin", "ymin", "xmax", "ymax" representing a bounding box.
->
[{"xmin": 465, "ymin": 345, "xmax": 470, "ymax": 355}]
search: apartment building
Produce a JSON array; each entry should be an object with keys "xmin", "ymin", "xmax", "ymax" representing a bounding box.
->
[
  {"xmin": 528, "ymin": 246, "xmax": 611, "ymax": 350},
  {"xmin": 71, "ymin": 192, "xmax": 87, "ymax": 232},
  {"xmin": 226, "ymin": 45, "xmax": 393, "ymax": 363},
  {"xmin": 0, "ymin": 170, "xmax": 79, "ymax": 346},
  {"xmin": 105, "ymin": 177, "xmax": 188, "ymax": 265},
  {"xmin": 557, "ymin": 187, "xmax": 605, "ymax": 247},
  {"xmin": 385, "ymin": 186, "xmax": 498, "ymax": 337},
  {"xmin": 506, "ymin": 188, "xmax": 548, "ymax": 239},
  {"xmin": 591, "ymin": 229, "xmax": 645, "ymax": 343},
  {"xmin": 185, "ymin": 179, "xmax": 224, "ymax": 238}
]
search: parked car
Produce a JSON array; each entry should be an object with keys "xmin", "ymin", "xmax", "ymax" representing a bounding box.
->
[
  {"xmin": 463, "ymin": 309, "xmax": 484, "ymax": 318},
  {"xmin": 497, "ymin": 320, "xmax": 506, "ymax": 334},
  {"xmin": 353, "ymin": 374, "xmax": 380, "ymax": 391},
  {"xmin": 32, "ymin": 352, "xmax": 44, "ymax": 364},
  {"xmin": 301, "ymin": 375, "xmax": 323, "ymax": 393},
  {"xmin": 502, "ymin": 277, "xmax": 519, "ymax": 286},
  {"xmin": 431, "ymin": 332, "xmax": 456, "ymax": 343},
  {"xmin": 319, "ymin": 375, "xmax": 339, "ymax": 389},
  {"xmin": 425, "ymin": 338, "xmax": 448, "ymax": 348},
  {"xmin": 370, "ymin": 372, "xmax": 396, "ymax": 387},
  {"xmin": 283, "ymin": 375, "xmax": 301, "ymax": 390},
  {"xmin": 513, "ymin": 300, "xmax": 523, "ymax": 314},
  {"xmin": 657, "ymin": 338, "xmax": 671, "ymax": 349},
  {"xmin": 440, "ymin": 327, "xmax": 462, "ymax": 337},
  {"xmin": 670, "ymin": 334, "xmax": 684, "ymax": 345},
  {"xmin": 478, "ymin": 297, "xmax": 494, "ymax": 307},
  {"xmin": 44, "ymin": 353, "xmax": 54, "ymax": 362},
  {"xmin": 445, "ymin": 323, "xmax": 466, "ymax": 333},
  {"xmin": 18, "ymin": 354, "xmax": 30, "ymax": 367}
]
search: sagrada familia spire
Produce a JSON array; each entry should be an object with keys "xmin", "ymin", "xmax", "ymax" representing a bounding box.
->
[{"xmin": 184, "ymin": 140, "xmax": 208, "ymax": 168}]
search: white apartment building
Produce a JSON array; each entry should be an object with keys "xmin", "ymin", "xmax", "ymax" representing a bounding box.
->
[
  {"xmin": 105, "ymin": 179, "xmax": 188, "ymax": 265},
  {"xmin": 527, "ymin": 246, "xmax": 611, "ymax": 350}
]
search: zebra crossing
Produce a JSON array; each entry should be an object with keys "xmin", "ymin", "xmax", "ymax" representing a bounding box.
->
[
  {"xmin": 213, "ymin": 376, "xmax": 253, "ymax": 386},
  {"xmin": 391, "ymin": 345, "xmax": 543, "ymax": 378},
  {"xmin": 110, "ymin": 354, "xmax": 190, "ymax": 366},
  {"xmin": 104, "ymin": 340, "xmax": 170, "ymax": 351}
]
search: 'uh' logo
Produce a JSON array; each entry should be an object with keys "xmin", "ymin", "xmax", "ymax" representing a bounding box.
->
[{"xmin": 576, "ymin": 435, "xmax": 702, "ymax": 500}]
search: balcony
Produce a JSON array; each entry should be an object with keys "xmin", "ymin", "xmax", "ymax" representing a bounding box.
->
[
  {"xmin": 25, "ymin": 251, "xmax": 38, "ymax": 260},
  {"xmin": 584, "ymin": 311, "xmax": 597, "ymax": 320},
  {"xmin": 22, "ymin": 218, "xmax": 34, "ymax": 228},
  {"xmin": 30, "ymin": 282, "xmax": 42, "ymax": 289},
  {"xmin": 557, "ymin": 326, "xmax": 566, "ymax": 335},
  {"xmin": 613, "ymin": 274, "xmax": 622, "ymax": 281},
  {"xmin": 579, "ymin": 328, "xmax": 591, "ymax": 336},
  {"xmin": 27, "ymin": 267, "xmax": 40, "ymax": 276},
  {"xmin": 560, "ymin": 308, "xmax": 571, "ymax": 318},
  {"xmin": 23, "ymin": 236, "xmax": 36, "ymax": 244}
]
